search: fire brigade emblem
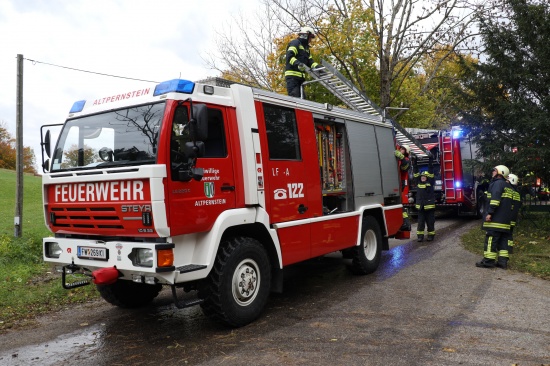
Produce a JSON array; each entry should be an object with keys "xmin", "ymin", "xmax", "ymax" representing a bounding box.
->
[{"xmin": 204, "ymin": 182, "xmax": 215, "ymax": 198}]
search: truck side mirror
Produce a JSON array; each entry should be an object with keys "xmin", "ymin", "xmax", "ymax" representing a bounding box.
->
[
  {"xmin": 44, "ymin": 130, "xmax": 51, "ymax": 158},
  {"xmin": 183, "ymin": 141, "xmax": 205, "ymax": 159},
  {"xmin": 42, "ymin": 159, "xmax": 50, "ymax": 172},
  {"xmin": 190, "ymin": 104, "xmax": 208, "ymax": 141},
  {"xmin": 174, "ymin": 142, "xmax": 205, "ymax": 182}
]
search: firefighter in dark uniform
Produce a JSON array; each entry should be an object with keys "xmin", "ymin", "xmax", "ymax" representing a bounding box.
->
[
  {"xmin": 285, "ymin": 26, "xmax": 320, "ymax": 98},
  {"xmin": 505, "ymin": 173, "xmax": 522, "ymax": 258},
  {"xmin": 476, "ymin": 165, "xmax": 514, "ymax": 268},
  {"xmin": 413, "ymin": 157, "xmax": 436, "ymax": 242},
  {"xmin": 395, "ymin": 145, "xmax": 411, "ymax": 231}
]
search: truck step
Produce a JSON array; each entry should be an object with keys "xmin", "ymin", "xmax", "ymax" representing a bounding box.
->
[
  {"xmin": 177, "ymin": 264, "xmax": 207, "ymax": 273},
  {"xmin": 61, "ymin": 265, "xmax": 91, "ymax": 289},
  {"xmin": 170, "ymin": 286, "xmax": 204, "ymax": 309}
]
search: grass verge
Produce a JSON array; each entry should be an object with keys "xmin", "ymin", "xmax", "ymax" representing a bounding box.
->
[
  {"xmin": 0, "ymin": 169, "xmax": 98, "ymax": 332},
  {"xmin": 461, "ymin": 212, "xmax": 550, "ymax": 279}
]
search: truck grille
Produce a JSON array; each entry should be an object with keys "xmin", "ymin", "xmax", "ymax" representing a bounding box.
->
[{"xmin": 50, "ymin": 206, "xmax": 124, "ymax": 230}]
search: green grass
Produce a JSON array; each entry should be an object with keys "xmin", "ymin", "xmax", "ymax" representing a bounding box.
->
[
  {"xmin": 461, "ymin": 212, "xmax": 550, "ymax": 279},
  {"xmin": 0, "ymin": 169, "xmax": 98, "ymax": 332}
]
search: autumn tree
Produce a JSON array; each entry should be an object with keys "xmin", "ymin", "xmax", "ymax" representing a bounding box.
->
[
  {"xmin": 207, "ymin": 0, "xmax": 485, "ymax": 128},
  {"xmin": 0, "ymin": 121, "xmax": 37, "ymax": 174},
  {"xmin": 459, "ymin": 0, "xmax": 550, "ymax": 183},
  {"xmin": 204, "ymin": 4, "xmax": 286, "ymax": 90}
]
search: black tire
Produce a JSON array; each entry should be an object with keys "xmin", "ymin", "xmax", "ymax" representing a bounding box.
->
[
  {"xmin": 97, "ymin": 280, "xmax": 162, "ymax": 308},
  {"xmin": 348, "ymin": 216, "xmax": 382, "ymax": 275},
  {"xmin": 198, "ymin": 237, "xmax": 271, "ymax": 327}
]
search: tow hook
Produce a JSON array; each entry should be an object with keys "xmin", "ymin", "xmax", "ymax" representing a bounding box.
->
[
  {"xmin": 62, "ymin": 263, "xmax": 91, "ymax": 289},
  {"xmin": 91, "ymin": 267, "xmax": 120, "ymax": 285}
]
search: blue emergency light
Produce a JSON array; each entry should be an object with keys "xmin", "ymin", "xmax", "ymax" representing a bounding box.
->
[
  {"xmin": 455, "ymin": 181, "xmax": 462, "ymax": 188},
  {"xmin": 153, "ymin": 79, "xmax": 195, "ymax": 96},
  {"xmin": 452, "ymin": 129, "xmax": 463, "ymax": 139},
  {"xmin": 69, "ymin": 100, "xmax": 86, "ymax": 113}
]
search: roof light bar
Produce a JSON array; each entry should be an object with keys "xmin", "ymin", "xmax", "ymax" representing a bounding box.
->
[{"xmin": 153, "ymin": 79, "xmax": 195, "ymax": 96}]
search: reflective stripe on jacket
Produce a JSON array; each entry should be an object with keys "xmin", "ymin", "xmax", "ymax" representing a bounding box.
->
[
  {"xmin": 285, "ymin": 38, "xmax": 318, "ymax": 79},
  {"xmin": 482, "ymin": 177, "xmax": 513, "ymax": 232},
  {"xmin": 413, "ymin": 166, "xmax": 435, "ymax": 209}
]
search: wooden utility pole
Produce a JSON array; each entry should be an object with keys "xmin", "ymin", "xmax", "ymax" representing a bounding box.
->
[{"xmin": 14, "ymin": 54, "xmax": 23, "ymax": 237}]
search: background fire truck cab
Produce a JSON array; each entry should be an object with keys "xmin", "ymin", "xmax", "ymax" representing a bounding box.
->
[
  {"xmin": 404, "ymin": 126, "xmax": 484, "ymax": 217},
  {"xmin": 40, "ymin": 78, "xmax": 409, "ymax": 327}
]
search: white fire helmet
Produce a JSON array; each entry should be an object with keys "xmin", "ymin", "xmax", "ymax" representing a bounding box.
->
[
  {"xmin": 400, "ymin": 145, "xmax": 411, "ymax": 154},
  {"xmin": 508, "ymin": 173, "xmax": 518, "ymax": 186},
  {"xmin": 299, "ymin": 26, "xmax": 316, "ymax": 38},
  {"xmin": 493, "ymin": 165, "xmax": 509, "ymax": 178}
]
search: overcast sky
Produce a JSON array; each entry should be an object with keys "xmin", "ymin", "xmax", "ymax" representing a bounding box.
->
[{"xmin": 0, "ymin": 0, "xmax": 259, "ymax": 172}]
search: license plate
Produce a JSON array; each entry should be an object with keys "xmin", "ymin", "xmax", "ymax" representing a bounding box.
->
[{"xmin": 77, "ymin": 246, "xmax": 108, "ymax": 260}]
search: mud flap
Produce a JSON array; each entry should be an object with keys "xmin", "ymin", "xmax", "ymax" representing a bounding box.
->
[{"xmin": 394, "ymin": 231, "xmax": 411, "ymax": 239}]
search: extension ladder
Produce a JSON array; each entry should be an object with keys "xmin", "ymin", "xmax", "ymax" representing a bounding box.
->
[
  {"xmin": 441, "ymin": 134, "xmax": 456, "ymax": 200},
  {"xmin": 305, "ymin": 60, "xmax": 430, "ymax": 158}
]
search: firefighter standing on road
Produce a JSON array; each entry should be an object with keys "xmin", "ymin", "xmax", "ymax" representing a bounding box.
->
[
  {"xmin": 506, "ymin": 173, "xmax": 522, "ymax": 256},
  {"xmin": 476, "ymin": 165, "xmax": 513, "ymax": 269},
  {"xmin": 285, "ymin": 26, "xmax": 320, "ymax": 98},
  {"xmin": 395, "ymin": 145, "xmax": 411, "ymax": 231},
  {"xmin": 413, "ymin": 156, "xmax": 436, "ymax": 242}
]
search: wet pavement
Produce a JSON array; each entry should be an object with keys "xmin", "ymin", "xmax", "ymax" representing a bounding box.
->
[{"xmin": 1, "ymin": 213, "xmax": 549, "ymax": 365}]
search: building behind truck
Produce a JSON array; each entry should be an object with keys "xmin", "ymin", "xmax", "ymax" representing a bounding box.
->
[{"xmin": 40, "ymin": 77, "xmax": 409, "ymax": 327}]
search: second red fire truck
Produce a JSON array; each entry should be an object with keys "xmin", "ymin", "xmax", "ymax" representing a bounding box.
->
[
  {"xmin": 404, "ymin": 127, "xmax": 485, "ymax": 217},
  {"xmin": 40, "ymin": 78, "xmax": 410, "ymax": 327}
]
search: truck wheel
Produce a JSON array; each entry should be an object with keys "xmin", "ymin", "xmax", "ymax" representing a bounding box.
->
[
  {"xmin": 199, "ymin": 237, "xmax": 271, "ymax": 327},
  {"xmin": 97, "ymin": 280, "xmax": 162, "ymax": 308},
  {"xmin": 348, "ymin": 216, "xmax": 382, "ymax": 275}
]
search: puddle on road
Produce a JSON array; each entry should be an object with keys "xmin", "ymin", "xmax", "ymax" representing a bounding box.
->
[{"xmin": 0, "ymin": 324, "xmax": 105, "ymax": 366}]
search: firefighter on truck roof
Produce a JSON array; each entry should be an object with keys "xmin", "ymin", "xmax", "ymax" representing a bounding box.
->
[{"xmin": 285, "ymin": 26, "xmax": 320, "ymax": 99}]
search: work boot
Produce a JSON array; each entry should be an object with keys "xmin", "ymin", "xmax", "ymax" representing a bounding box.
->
[
  {"xmin": 496, "ymin": 257, "xmax": 508, "ymax": 270},
  {"xmin": 427, "ymin": 235, "xmax": 434, "ymax": 242},
  {"xmin": 475, "ymin": 258, "xmax": 496, "ymax": 268},
  {"xmin": 417, "ymin": 235, "xmax": 424, "ymax": 242}
]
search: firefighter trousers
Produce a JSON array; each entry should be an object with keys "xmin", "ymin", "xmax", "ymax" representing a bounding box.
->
[
  {"xmin": 417, "ymin": 207, "xmax": 435, "ymax": 236},
  {"xmin": 286, "ymin": 77, "xmax": 305, "ymax": 98},
  {"xmin": 502, "ymin": 227, "xmax": 515, "ymax": 254},
  {"xmin": 483, "ymin": 230, "xmax": 509, "ymax": 260}
]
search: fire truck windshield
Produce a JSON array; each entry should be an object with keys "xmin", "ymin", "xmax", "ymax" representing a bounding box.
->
[{"xmin": 50, "ymin": 102, "xmax": 165, "ymax": 172}]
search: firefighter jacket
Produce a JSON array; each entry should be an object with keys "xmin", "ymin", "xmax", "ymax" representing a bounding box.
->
[
  {"xmin": 285, "ymin": 37, "xmax": 319, "ymax": 80},
  {"xmin": 413, "ymin": 164, "xmax": 435, "ymax": 210},
  {"xmin": 510, "ymin": 184, "xmax": 522, "ymax": 228},
  {"xmin": 482, "ymin": 176, "xmax": 514, "ymax": 232},
  {"xmin": 394, "ymin": 150, "xmax": 410, "ymax": 171}
]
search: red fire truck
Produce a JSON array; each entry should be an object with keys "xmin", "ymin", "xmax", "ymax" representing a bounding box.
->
[
  {"xmin": 404, "ymin": 127, "xmax": 485, "ymax": 217},
  {"xmin": 40, "ymin": 78, "xmax": 409, "ymax": 327}
]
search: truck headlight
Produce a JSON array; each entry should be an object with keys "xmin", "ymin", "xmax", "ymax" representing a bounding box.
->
[
  {"xmin": 45, "ymin": 242, "xmax": 62, "ymax": 258},
  {"xmin": 130, "ymin": 248, "xmax": 154, "ymax": 268}
]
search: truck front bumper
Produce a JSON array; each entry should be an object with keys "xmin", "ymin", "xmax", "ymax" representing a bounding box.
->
[{"xmin": 43, "ymin": 237, "xmax": 177, "ymax": 285}]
